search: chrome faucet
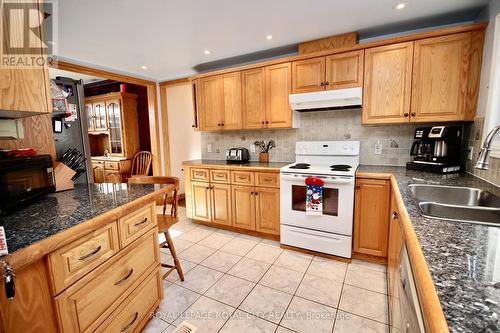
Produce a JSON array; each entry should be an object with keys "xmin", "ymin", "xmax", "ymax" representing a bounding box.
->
[{"xmin": 475, "ymin": 123, "xmax": 500, "ymax": 170}]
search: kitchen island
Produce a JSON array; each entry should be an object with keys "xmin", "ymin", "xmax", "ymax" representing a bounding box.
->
[
  {"xmin": 0, "ymin": 183, "xmax": 171, "ymax": 333},
  {"xmin": 358, "ymin": 166, "xmax": 500, "ymax": 333}
]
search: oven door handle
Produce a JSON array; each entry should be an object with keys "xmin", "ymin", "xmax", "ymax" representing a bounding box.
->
[{"xmin": 280, "ymin": 173, "xmax": 354, "ymax": 185}]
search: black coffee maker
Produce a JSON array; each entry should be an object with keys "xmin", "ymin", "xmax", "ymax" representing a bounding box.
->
[{"xmin": 406, "ymin": 126, "xmax": 463, "ymax": 173}]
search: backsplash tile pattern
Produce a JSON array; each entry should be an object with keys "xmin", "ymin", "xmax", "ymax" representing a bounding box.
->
[
  {"xmin": 465, "ymin": 117, "xmax": 500, "ymax": 186},
  {"xmin": 201, "ymin": 109, "xmax": 419, "ymax": 166}
]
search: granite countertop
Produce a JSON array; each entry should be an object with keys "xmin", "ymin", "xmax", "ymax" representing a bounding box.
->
[
  {"xmin": 182, "ymin": 159, "xmax": 290, "ymax": 170},
  {"xmin": 357, "ymin": 165, "xmax": 500, "ymax": 333},
  {"xmin": 0, "ymin": 183, "xmax": 168, "ymax": 255}
]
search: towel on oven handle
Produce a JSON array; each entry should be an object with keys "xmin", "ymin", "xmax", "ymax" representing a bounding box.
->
[{"xmin": 305, "ymin": 177, "xmax": 324, "ymax": 216}]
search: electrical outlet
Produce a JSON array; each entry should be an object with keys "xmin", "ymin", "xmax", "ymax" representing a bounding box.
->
[
  {"xmin": 468, "ymin": 146, "xmax": 474, "ymax": 160},
  {"xmin": 207, "ymin": 143, "xmax": 212, "ymax": 153},
  {"xmin": 250, "ymin": 144, "xmax": 256, "ymax": 153},
  {"xmin": 374, "ymin": 142, "xmax": 382, "ymax": 155}
]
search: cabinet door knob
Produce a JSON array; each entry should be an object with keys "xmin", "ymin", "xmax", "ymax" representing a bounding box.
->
[
  {"xmin": 392, "ymin": 211, "xmax": 398, "ymax": 220},
  {"xmin": 325, "ymin": 81, "xmax": 329, "ymax": 86},
  {"xmin": 221, "ymin": 123, "xmax": 224, "ymax": 126},
  {"xmin": 265, "ymin": 121, "xmax": 269, "ymax": 124},
  {"xmin": 261, "ymin": 121, "xmax": 265, "ymax": 124},
  {"xmin": 404, "ymin": 113, "xmax": 409, "ymax": 117},
  {"xmin": 320, "ymin": 82, "xmax": 325, "ymax": 86},
  {"xmin": 411, "ymin": 112, "xmax": 416, "ymax": 117},
  {"xmin": 192, "ymin": 125, "xmax": 195, "ymax": 128}
]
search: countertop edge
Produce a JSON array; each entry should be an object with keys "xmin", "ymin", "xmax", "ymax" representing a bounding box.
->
[{"xmin": 2, "ymin": 186, "xmax": 170, "ymax": 271}]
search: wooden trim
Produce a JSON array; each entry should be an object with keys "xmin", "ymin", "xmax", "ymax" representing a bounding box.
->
[
  {"xmin": 49, "ymin": 60, "xmax": 164, "ymax": 175},
  {"xmin": 159, "ymin": 77, "xmax": 190, "ymax": 87},
  {"xmin": 390, "ymin": 177, "xmax": 449, "ymax": 333},
  {"xmin": 352, "ymin": 252, "xmax": 387, "ymax": 264},
  {"xmin": 4, "ymin": 186, "xmax": 172, "ymax": 271},
  {"xmin": 159, "ymin": 86, "xmax": 171, "ymax": 175},
  {"xmin": 355, "ymin": 172, "xmax": 392, "ymax": 180},
  {"xmin": 49, "ymin": 60, "xmax": 156, "ymax": 86},
  {"xmin": 192, "ymin": 219, "xmax": 280, "ymax": 241},
  {"xmin": 190, "ymin": 23, "xmax": 487, "ymax": 80}
]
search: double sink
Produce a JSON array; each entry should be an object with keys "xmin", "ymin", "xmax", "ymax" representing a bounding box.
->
[{"xmin": 409, "ymin": 184, "xmax": 500, "ymax": 226}]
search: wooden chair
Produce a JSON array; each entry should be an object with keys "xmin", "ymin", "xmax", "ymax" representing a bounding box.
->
[
  {"xmin": 130, "ymin": 151, "xmax": 152, "ymax": 176},
  {"xmin": 127, "ymin": 175, "xmax": 184, "ymax": 281}
]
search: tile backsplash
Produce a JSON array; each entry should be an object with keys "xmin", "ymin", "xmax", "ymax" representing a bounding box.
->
[
  {"xmin": 465, "ymin": 117, "xmax": 500, "ymax": 186},
  {"xmin": 201, "ymin": 109, "xmax": 419, "ymax": 166}
]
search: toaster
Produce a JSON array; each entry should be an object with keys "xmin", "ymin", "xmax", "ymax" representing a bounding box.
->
[{"xmin": 225, "ymin": 148, "xmax": 250, "ymax": 163}]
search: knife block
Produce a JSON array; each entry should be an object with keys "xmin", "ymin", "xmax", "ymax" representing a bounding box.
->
[{"xmin": 54, "ymin": 162, "xmax": 76, "ymax": 192}]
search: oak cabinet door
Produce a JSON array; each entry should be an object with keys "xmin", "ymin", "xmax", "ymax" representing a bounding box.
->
[
  {"xmin": 231, "ymin": 185, "xmax": 256, "ymax": 230},
  {"xmin": 291, "ymin": 57, "xmax": 326, "ymax": 93},
  {"xmin": 265, "ymin": 63, "xmax": 292, "ymax": 128},
  {"xmin": 387, "ymin": 192, "xmax": 404, "ymax": 329},
  {"xmin": 93, "ymin": 164, "xmax": 105, "ymax": 183},
  {"xmin": 255, "ymin": 187, "xmax": 280, "ymax": 235},
  {"xmin": 353, "ymin": 178, "xmax": 390, "ymax": 257},
  {"xmin": 411, "ymin": 33, "xmax": 471, "ymax": 122},
  {"xmin": 199, "ymin": 76, "xmax": 224, "ymax": 131},
  {"xmin": 325, "ymin": 50, "xmax": 364, "ymax": 89},
  {"xmin": 211, "ymin": 183, "xmax": 232, "ymax": 226},
  {"xmin": 242, "ymin": 68, "xmax": 266, "ymax": 129},
  {"xmin": 93, "ymin": 102, "xmax": 108, "ymax": 131},
  {"xmin": 363, "ymin": 42, "xmax": 413, "ymax": 124},
  {"xmin": 222, "ymin": 72, "xmax": 242, "ymax": 130},
  {"xmin": 85, "ymin": 103, "xmax": 95, "ymax": 132},
  {"xmin": 191, "ymin": 181, "xmax": 212, "ymax": 222},
  {"xmin": 106, "ymin": 99, "xmax": 124, "ymax": 155}
]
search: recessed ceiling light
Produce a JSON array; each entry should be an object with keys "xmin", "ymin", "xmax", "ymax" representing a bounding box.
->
[
  {"xmin": 204, "ymin": 50, "xmax": 211, "ymax": 55},
  {"xmin": 266, "ymin": 35, "xmax": 273, "ymax": 40},
  {"xmin": 394, "ymin": 2, "xmax": 407, "ymax": 10},
  {"xmin": 141, "ymin": 65, "xmax": 148, "ymax": 70}
]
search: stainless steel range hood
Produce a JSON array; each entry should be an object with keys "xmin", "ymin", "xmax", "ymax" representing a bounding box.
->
[{"xmin": 289, "ymin": 87, "xmax": 362, "ymax": 111}]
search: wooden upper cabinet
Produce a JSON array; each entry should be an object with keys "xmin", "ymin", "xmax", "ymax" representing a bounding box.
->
[
  {"xmin": 353, "ymin": 178, "xmax": 391, "ymax": 258},
  {"xmin": 291, "ymin": 57, "xmax": 326, "ymax": 93},
  {"xmin": 242, "ymin": 68, "xmax": 266, "ymax": 129},
  {"xmin": 363, "ymin": 42, "xmax": 414, "ymax": 124},
  {"xmin": 0, "ymin": 0, "xmax": 51, "ymax": 118},
  {"xmin": 411, "ymin": 33, "xmax": 471, "ymax": 122},
  {"xmin": 325, "ymin": 50, "xmax": 364, "ymax": 89},
  {"xmin": 199, "ymin": 76, "xmax": 224, "ymax": 131},
  {"xmin": 222, "ymin": 72, "xmax": 242, "ymax": 130},
  {"xmin": 265, "ymin": 63, "xmax": 292, "ymax": 128}
]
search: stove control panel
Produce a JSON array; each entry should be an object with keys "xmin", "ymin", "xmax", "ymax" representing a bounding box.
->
[{"xmin": 295, "ymin": 141, "xmax": 360, "ymax": 156}]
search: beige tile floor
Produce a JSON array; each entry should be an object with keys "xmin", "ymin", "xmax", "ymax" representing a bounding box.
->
[{"xmin": 143, "ymin": 207, "xmax": 388, "ymax": 333}]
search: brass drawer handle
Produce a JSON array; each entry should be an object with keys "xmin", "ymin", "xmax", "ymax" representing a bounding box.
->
[
  {"xmin": 263, "ymin": 177, "xmax": 274, "ymax": 182},
  {"xmin": 78, "ymin": 245, "xmax": 102, "ymax": 261},
  {"xmin": 114, "ymin": 268, "xmax": 134, "ymax": 286},
  {"xmin": 120, "ymin": 312, "xmax": 138, "ymax": 332},
  {"xmin": 134, "ymin": 217, "xmax": 148, "ymax": 227},
  {"xmin": 194, "ymin": 172, "xmax": 204, "ymax": 176},
  {"xmin": 237, "ymin": 176, "xmax": 248, "ymax": 180},
  {"xmin": 214, "ymin": 174, "xmax": 225, "ymax": 178}
]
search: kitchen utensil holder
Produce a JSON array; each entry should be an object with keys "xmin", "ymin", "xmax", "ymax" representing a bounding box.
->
[{"xmin": 259, "ymin": 152, "xmax": 269, "ymax": 163}]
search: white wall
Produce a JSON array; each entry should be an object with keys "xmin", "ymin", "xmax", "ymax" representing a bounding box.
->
[{"xmin": 166, "ymin": 84, "xmax": 201, "ymax": 193}]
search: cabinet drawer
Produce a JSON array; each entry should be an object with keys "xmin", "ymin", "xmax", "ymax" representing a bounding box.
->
[
  {"xmin": 231, "ymin": 171, "xmax": 255, "ymax": 186},
  {"xmin": 118, "ymin": 204, "xmax": 155, "ymax": 247},
  {"xmin": 95, "ymin": 270, "xmax": 162, "ymax": 333},
  {"xmin": 48, "ymin": 223, "xmax": 120, "ymax": 295},
  {"xmin": 256, "ymin": 172, "xmax": 279, "ymax": 188},
  {"xmin": 54, "ymin": 230, "xmax": 159, "ymax": 333},
  {"xmin": 210, "ymin": 169, "xmax": 230, "ymax": 183},
  {"xmin": 191, "ymin": 168, "xmax": 209, "ymax": 181},
  {"xmin": 92, "ymin": 160, "xmax": 104, "ymax": 165},
  {"xmin": 105, "ymin": 161, "xmax": 120, "ymax": 170}
]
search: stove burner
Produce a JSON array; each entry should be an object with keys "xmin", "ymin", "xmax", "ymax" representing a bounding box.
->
[
  {"xmin": 289, "ymin": 163, "xmax": 310, "ymax": 169},
  {"xmin": 330, "ymin": 164, "xmax": 352, "ymax": 171}
]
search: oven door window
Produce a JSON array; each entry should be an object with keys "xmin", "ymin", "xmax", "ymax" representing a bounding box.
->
[{"xmin": 291, "ymin": 185, "xmax": 339, "ymax": 216}]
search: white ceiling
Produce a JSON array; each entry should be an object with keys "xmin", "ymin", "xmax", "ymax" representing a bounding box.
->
[{"xmin": 56, "ymin": 0, "xmax": 489, "ymax": 81}]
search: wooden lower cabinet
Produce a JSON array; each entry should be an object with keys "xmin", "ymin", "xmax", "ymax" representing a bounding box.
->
[
  {"xmin": 93, "ymin": 163, "xmax": 105, "ymax": 183},
  {"xmin": 232, "ymin": 185, "xmax": 256, "ymax": 230},
  {"xmin": 255, "ymin": 187, "xmax": 280, "ymax": 235},
  {"xmin": 92, "ymin": 158, "xmax": 132, "ymax": 183},
  {"xmin": 211, "ymin": 183, "xmax": 232, "ymax": 226},
  {"xmin": 191, "ymin": 181, "xmax": 212, "ymax": 222},
  {"xmin": 353, "ymin": 178, "xmax": 391, "ymax": 258},
  {"xmin": 387, "ymin": 191, "xmax": 405, "ymax": 329}
]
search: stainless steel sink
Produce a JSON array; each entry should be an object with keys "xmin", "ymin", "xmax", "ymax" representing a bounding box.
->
[{"xmin": 408, "ymin": 184, "xmax": 500, "ymax": 226}]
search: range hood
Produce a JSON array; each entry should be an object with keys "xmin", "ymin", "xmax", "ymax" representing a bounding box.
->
[{"xmin": 289, "ymin": 87, "xmax": 362, "ymax": 111}]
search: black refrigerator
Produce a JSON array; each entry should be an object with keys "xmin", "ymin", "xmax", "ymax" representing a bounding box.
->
[{"xmin": 51, "ymin": 77, "xmax": 93, "ymax": 184}]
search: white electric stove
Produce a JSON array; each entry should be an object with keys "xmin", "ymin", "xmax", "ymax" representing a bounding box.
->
[{"xmin": 280, "ymin": 141, "xmax": 360, "ymax": 258}]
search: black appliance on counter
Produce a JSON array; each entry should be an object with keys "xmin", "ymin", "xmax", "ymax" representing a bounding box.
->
[
  {"xmin": 225, "ymin": 148, "xmax": 250, "ymax": 163},
  {"xmin": 0, "ymin": 155, "xmax": 55, "ymax": 215},
  {"xmin": 406, "ymin": 126, "xmax": 463, "ymax": 174}
]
